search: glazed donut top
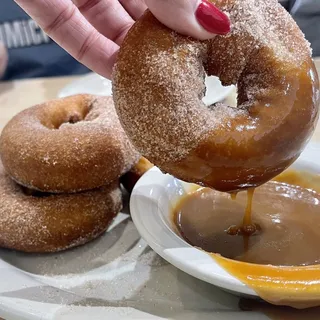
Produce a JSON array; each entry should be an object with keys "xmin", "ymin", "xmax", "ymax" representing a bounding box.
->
[
  {"xmin": 114, "ymin": 0, "xmax": 314, "ymax": 163},
  {"xmin": 113, "ymin": 0, "xmax": 319, "ymax": 191},
  {"xmin": 0, "ymin": 95, "xmax": 139, "ymax": 192}
]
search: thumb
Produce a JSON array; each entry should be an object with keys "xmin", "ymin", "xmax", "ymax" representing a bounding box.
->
[{"xmin": 145, "ymin": 0, "xmax": 230, "ymax": 40}]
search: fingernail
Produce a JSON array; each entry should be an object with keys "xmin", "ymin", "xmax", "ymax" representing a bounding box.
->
[{"xmin": 195, "ymin": 0, "xmax": 230, "ymax": 35}]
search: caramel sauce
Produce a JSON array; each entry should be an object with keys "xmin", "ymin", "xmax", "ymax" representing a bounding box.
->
[
  {"xmin": 230, "ymin": 192, "xmax": 238, "ymax": 201},
  {"xmin": 173, "ymin": 170, "xmax": 320, "ymax": 308},
  {"xmin": 120, "ymin": 157, "xmax": 154, "ymax": 193},
  {"xmin": 243, "ymin": 188, "xmax": 254, "ymax": 226},
  {"xmin": 227, "ymin": 188, "xmax": 258, "ymax": 236},
  {"xmin": 275, "ymin": 169, "xmax": 320, "ymax": 193}
]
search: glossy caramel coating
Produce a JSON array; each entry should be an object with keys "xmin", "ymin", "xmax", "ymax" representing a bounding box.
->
[
  {"xmin": 0, "ymin": 95, "xmax": 139, "ymax": 193},
  {"xmin": 0, "ymin": 163, "xmax": 122, "ymax": 253},
  {"xmin": 121, "ymin": 157, "xmax": 153, "ymax": 193},
  {"xmin": 113, "ymin": 0, "xmax": 320, "ymax": 192}
]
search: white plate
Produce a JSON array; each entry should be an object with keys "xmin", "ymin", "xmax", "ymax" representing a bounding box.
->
[
  {"xmin": 0, "ymin": 144, "xmax": 318, "ymax": 320},
  {"xmin": 130, "ymin": 142, "xmax": 320, "ymax": 298},
  {"xmin": 58, "ymin": 73, "xmax": 235, "ymax": 106}
]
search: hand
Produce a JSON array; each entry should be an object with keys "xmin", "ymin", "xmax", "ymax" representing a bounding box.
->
[
  {"xmin": 0, "ymin": 42, "xmax": 8, "ymax": 78},
  {"xmin": 14, "ymin": 0, "xmax": 230, "ymax": 79}
]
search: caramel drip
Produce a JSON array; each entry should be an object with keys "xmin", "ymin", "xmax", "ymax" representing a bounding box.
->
[
  {"xmin": 243, "ymin": 188, "xmax": 255, "ymax": 226},
  {"xmin": 227, "ymin": 189, "xmax": 258, "ymax": 236},
  {"xmin": 230, "ymin": 192, "xmax": 238, "ymax": 200}
]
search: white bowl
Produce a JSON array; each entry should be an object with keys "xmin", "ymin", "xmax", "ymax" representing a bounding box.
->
[
  {"xmin": 130, "ymin": 142, "xmax": 320, "ymax": 298},
  {"xmin": 58, "ymin": 73, "xmax": 235, "ymax": 106}
]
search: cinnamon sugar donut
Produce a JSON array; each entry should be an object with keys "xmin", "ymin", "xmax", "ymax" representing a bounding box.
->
[
  {"xmin": 113, "ymin": 0, "xmax": 320, "ymax": 192},
  {"xmin": 121, "ymin": 157, "xmax": 154, "ymax": 193},
  {"xmin": 0, "ymin": 163, "xmax": 122, "ymax": 253},
  {"xmin": 0, "ymin": 95, "xmax": 139, "ymax": 193}
]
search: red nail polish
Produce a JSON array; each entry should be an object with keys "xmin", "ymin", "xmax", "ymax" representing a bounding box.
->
[{"xmin": 195, "ymin": 0, "xmax": 230, "ymax": 35}]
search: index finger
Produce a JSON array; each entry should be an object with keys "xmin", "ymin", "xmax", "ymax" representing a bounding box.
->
[{"xmin": 14, "ymin": 0, "xmax": 119, "ymax": 78}]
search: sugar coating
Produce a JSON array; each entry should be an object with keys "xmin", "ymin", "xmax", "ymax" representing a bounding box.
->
[
  {"xmin": 0, "ymin": 95, "xmax": 140, "ymax": 193},
  {"xmin": 113, "ymin": 0, "xmax": 312, "ymax": 164},
  {"xmin": 0, "ymin": 162, "xmax": 123, "ymax": 253}
]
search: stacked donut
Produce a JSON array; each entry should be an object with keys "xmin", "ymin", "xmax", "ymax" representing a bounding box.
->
[{"xmin": 0, "ymin": 94, "xmax": 140, "ymax": 253}]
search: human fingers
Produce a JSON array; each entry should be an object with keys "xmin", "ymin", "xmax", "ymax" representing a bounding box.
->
[
  {"xmin": 145, "ymin": 0, "xmax": 230, "ymax": 40},
  {"xmin": 72, "ymin": 0, "xmax": 134, "ymax": 44},
  {"xmin": 119, "ymin": 0, "xmax": 147, "ymax": 20},
  {"xmin": 14, "ymin": 0, "xmax": 118, "ymax": 78}
]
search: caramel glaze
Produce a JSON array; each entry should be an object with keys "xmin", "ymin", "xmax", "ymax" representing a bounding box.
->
[
  {"xmin": 121, "ymin": 157, "xmax": 154, "ymax": 193},
  {"xmin": 174, "ymin": 170, "xmax": 320, "ymax": 308},
  {"xmin": 163, "ymin": 59, "xmax": 319, "ymax": 193},
  {"xmin": 114, "ymin": 6, "xmax": 320, "ymax": 194}
]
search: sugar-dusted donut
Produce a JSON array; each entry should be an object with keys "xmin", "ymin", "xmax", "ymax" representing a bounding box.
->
[
  {"xmin": 0, "ymin": 163, "xmax": 122, "ymax": 253},
  {"xmin": 0, "ymin": 95, "xmax": 139, "ymax": 193},
  {"xmin": 113, "ymin": 0, "xmax": 319, "ymax": 192}
]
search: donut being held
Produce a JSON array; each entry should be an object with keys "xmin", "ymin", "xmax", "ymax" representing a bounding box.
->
[
  {"xmin": 0, "ymin": 163, "xmax": 122, "ymax": 253},
  {"xmin": 0, "ymin": 95, "xmax": 139, "ymax": 193},
  {"xmin": 121, "ymin": 157, "xmax": 154, "ymax": 193},
  {"xmin": 113, "ymin": 0, "xmax": 320, "ymax": 192}
]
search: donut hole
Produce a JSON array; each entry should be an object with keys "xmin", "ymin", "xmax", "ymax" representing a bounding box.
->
[
  {"xmin": 40, "ymin": 102, "xmax": 94, "ymax": 130},
  {"xmin": 202, "ymin": 75, "xmax": 236, "ymax": 107},
  {"xmin": 54, "ymin": 106, "xmax": 101, "ymax": 128},
  {"xmin": 66, "ymin": 113, "xmax": 82, "ymax": 124},
  {"xmin": 39, "ymin": 97, "xmax": 103, "ymax": 131},
  {"xmin": 55, "ymin": 111, "xmax": 87, "ymax": 129}
]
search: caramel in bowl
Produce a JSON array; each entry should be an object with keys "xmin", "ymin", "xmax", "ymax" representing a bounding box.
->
[{"xmin": 130, "ymin": 142, "xmax": 320, "ymax": 309}]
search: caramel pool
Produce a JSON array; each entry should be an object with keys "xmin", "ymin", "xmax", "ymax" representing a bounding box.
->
[{"xmin": 173, "ymin": 170, "xmax": 320, "ymax": 308}]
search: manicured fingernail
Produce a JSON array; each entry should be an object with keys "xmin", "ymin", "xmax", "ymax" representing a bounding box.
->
[{"xmin": 195, "ymin": 0, "xmax": 230, "ymax": 35}]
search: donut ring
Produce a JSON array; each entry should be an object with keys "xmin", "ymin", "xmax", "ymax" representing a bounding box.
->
[
  {"xmin": 0, "ymin": 163, "xmax": 122, "ymax": 253},
  {"xmin": 0, "ymin": 95, "xmax": 139, "ymax": 193},
  {"xmin": 113, "ymin": 0, "xmax": 320, "ymax": 192}
]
